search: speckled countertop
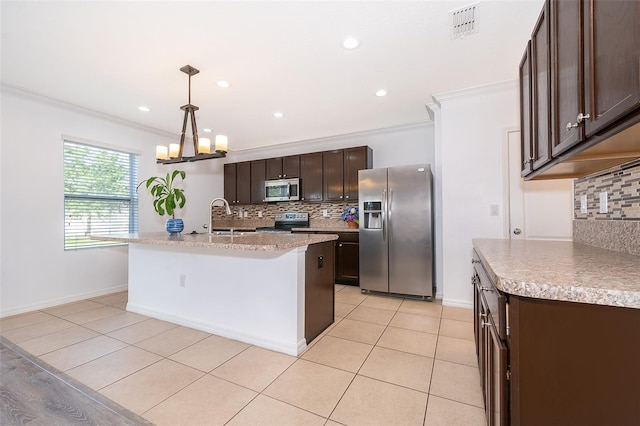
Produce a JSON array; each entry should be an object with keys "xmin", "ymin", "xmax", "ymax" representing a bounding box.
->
[
  {"xmin": 473, "ymin": 239, "xmax": 640, "ymax": 309},
  {"xmin": 93, "ymin": 232, "xmax": 338, "ymax": 252}
]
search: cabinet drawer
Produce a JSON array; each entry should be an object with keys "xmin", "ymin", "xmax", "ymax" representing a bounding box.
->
[{"xmin": 473, "ymin": 251, "xmax": 507, "ymax": 340}]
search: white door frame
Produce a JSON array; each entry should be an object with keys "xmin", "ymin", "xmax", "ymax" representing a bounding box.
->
[{"xmin": 502, "ymin": 126, "xmax": 520, "ymax": 239}]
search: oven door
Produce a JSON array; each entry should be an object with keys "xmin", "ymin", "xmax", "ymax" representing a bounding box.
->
[{"xmin": 264, "ymin": 178, "xmax": 300, "ymax": 202}]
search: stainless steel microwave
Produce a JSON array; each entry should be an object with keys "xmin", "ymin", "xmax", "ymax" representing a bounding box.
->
[{"xmin": 264, "ymin": 178, "xmax": 300, "ymax": 202}]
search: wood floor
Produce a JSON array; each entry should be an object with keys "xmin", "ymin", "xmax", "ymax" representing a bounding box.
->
[{"xmin": 0, "ymin": 337, "xmax": 151, "ymax": 426}]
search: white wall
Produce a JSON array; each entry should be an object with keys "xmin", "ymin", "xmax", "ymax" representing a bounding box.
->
[
  {"xmin": 431, "ymin": 81, "xmax": 519, "ymax": 307},
  {"xmin": 0, "ymin": 86, "xmax": 434, "ymax": 316}
]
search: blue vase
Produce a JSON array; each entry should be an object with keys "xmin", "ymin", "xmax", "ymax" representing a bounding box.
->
[{"xmin": 166, "ymin": 218, "xmax": 184, "ymax": 234}]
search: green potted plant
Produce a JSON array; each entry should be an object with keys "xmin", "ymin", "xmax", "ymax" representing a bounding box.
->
[{"xmin": 137, "ymin": 170, "xmax": 186, "ymax": 234}]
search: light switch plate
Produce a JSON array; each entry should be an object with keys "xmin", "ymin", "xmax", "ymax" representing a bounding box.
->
[
  {"xmin": 580, "ymin": 195, "xmax": 587, "ymax": 214},
  {"xmin": 599, "ymin": 192, "xmax": 608, "ymax": 214},
  {"xmin": 490, "ymin": 204, "xmax": 499, "ymax": 216},
  {"xmin": 323, "ymin": 209, "xmax": 329, "ymax": 217}
]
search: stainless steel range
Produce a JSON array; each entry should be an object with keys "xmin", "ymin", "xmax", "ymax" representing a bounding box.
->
[{"xmin": 256, "ymin": 212, "xmax": 309, "ymax": 233}]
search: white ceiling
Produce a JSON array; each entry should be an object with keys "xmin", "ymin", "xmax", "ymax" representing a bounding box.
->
[{"xmin": 1, "ymin": 1, "xmax": 544, "ymax": 152}]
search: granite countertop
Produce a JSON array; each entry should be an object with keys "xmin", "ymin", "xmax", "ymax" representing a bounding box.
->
[
  {"xmin": 92, "ymin": 232, "xmax": 338, "ymax": 252},
  {"xmin": 292, "ymin": 227, "xmax": 359, "ymax": 233},
  {"xmin": 473, "ymin": 239, "xmax": 640, "ymax": 309}
]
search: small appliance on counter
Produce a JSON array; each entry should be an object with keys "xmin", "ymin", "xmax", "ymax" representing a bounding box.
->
[
  {"xmin": 256, "ymin": 212, "xmax": 309, "ymax": 233},
  {"xmin": 359, "ymin": 164, "xmax": 434, "ymax": 299}
]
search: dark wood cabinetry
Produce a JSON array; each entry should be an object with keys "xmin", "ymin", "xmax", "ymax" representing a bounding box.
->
[
  {"xmin": 224, "ymin": 162, "xmax": 251, "ymax": 205},
  {"xmin": 266, "ymin": 156, "xmax": 300, "ymax": 179},
  {"xmin": 323, "ymin": 146, "xmax": 373, "ymax": 201},
  {"xmin": 323, "ymin": 150, "xmax": 344, "ymax": 201},
  {"xmin": 304, "ymin": 241, "xmax": 335, "ymax": 343},
  {"xmin": 519, "ymin": 43, "xmax": 533, "ymax": 176},
  {"xmin": 521, "ymin": 0, "xmax": 640, "ymax": 180},
  {"xmin": 250, "ymin": 160, "xmax": 266, "ymax": 203},
  {"xmin": 300, "ymin": 152, "xmax": 323, "ymax": 202},
  {"xmin": 335, "ymin": 233, "xmax": 359, "ymax": 285}
]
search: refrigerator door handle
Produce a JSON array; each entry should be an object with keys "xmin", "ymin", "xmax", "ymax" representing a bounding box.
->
[
  {"xmin": 388, "ymin": 188, "xmax": 393, "ymax": 242},
  {"xmin": 382, "ymin": 190, "xmax": 387, "ymax": 241}
]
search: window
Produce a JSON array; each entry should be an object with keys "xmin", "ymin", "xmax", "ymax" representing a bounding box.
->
[{"xmin": 63, "ymin": 140, "xmax": 138, "ymax": 250}]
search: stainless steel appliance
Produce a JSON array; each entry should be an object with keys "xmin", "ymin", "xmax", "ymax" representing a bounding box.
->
[
  {"xmin": 358, "ymin": 164, "xmax": 434, "ymax": 298},
  {"xmin": 256, "ymin": 212, "xmax": 309, "ymax": 233},
  {"xmin": 264, "ymin": 178, "xmax": 300, "ymax": 202}
]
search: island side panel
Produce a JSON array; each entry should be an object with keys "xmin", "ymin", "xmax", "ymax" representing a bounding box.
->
[
  {"xmin": 126, "ymin": 243, "xmax": 307, "ymax": 356},
  {"xmin": 305, "ymin": 241, "xmax": 335, "ymax": 343}
]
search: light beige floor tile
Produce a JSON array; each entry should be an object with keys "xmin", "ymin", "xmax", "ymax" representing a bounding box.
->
[
  {"xmin": 325, "ymin": 421, "xmax": 344, "ymax": 426},
  {"xmin": 61, "ymin": 305, "xmax": 123, "ymax": 325},
  {"xmin": 328, "ymin": 318, "xmax": 385, "ymax": 345},
  {"xmin": 212, "ymin": 346, "xmax": 296, "ymax": 392},
  {"xmin": 301, "ymin": 335, "xmax": 372, "ymax": 373},
  {"xmin": 439, "ymin": 318, "xmax": 474, "ymax": 341},
  {"xmin": 359, "ymin": 346, "xmax": 433, "ymax": 392},
  {"xmin": 339, "ymin": 285, "xmax": 365, "ymax": 296},
  {"xmin": 442, "ymin": 306, "xmax": 473, "ymax": 323},
  {"xmin": 110, "ymin": 301, "xmax": 128, "ymax": 310},
  {"xmin": 135, "ymin": 325, "xmax": 210, "ymax": 357},
  {"xmin": 346, "ymin": 305, "xmax": 395, "ymax": 325},
  {"xmin": 335, "ymin": 302, "xmax": 357, "ymax": 319},
  {"xmin": 82, "ymin": 311, "xmax": 148, "ymax": 334},
  {"xmin": 334, "ymin": 284, "xmax": 349, "ymax": 293},
  {"xmin": 330, "ymin": 375, "xmax": 428, "ymax": 426},
  {"xmin": 43, "ymin": 300, "xmax": 104, "ymax": 317},
  {"xmin": 227, "ymin": 394, "xmax": 326, "ymax": 426},
  {"xmin": 143, "ymin": 374, "xmax": 256, "ymax": 426},
  {"xmin": 17, "ymin": 325, "xmax": 99, "ymax": 356},
  {"xmin": 39, "ymin": 335, "xmax": 128, "ymax": 371},
  {"xmin": 390, "ymin": 311, "xmax": 440, "ymax": 334},
  {"xmin": 398, "ymin": 299, "xmax": 443, "ymax": 317},
  {"xmin": 90, "ymin": 291, "xmax": 128, "ymax": 306},
  {"xmin": 100, "ymin": 358, "xmax": 203, "ymax": 415},
  {"xmin": 335, "ymin": 291, "xmax": 368, "ymax": 305},
  {"xmin": 1, "ymin": 317, "xmax": 77, "ymax": 343},
  {"xmin": 263, "ymin": 359, "xmax": 354, "ymax": 417},
  {"xmin": 0, "ymin": 311, "xmax": 58, "ymax": 332},
  {"xmin": 424, "ymin": 395, "xmax": 486, "ymax": 426},
  {"xmin": 169, "ymin": 334, "xmax": 249, "ymax": 372},
  {"xmin": 377, "ymin": 326, "xmax": 437, "ymax": 358},
  {"xmin": 66, "ymin": 346, "xmax": 161, "ymax": 390},
  {"xmin": 436, "ymin": 336, "xmax": 477, "ymax": 367},
  {"xmin": 430, "ymin": 359, "xmax": 483, "ymax": 408},
  {"xmin": 360, "ymin": 295, "xmax": 403, "ymax": 311},
  {"xmin": 107, "ymin": 318, "xmax": 178, "ymax": 344}
]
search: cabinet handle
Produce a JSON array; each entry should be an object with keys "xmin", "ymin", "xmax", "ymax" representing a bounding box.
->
[
  {"xmin": 577, "ymin": 112, "xmax": 590, "ymax": 123},
  {"xmin": 339, "ymin": 243, "xmax": 343, "ymax": 247},
  {"xmin": 345, "ymin": 195, "xmax": 349, "ymax": 199},
  {"xmin": 301, "ymin": 197, "xmax": 305, "ymax": 201},
  {"xmin": 471, "ymin": 259, "xmax": 481, "ymax": 264},
  {"xmin": 566, "ymin": 122, "xmax": 579, "ymax": 131},
  {"xmin": 481, "ymin": 321, "xmax": 491, "ymax": 328},
  {"xmin": 278, "ymin": 174, "xmax": 282, "ymax": 178},
  {"xmin": 340, "ymin": 195, "xmax": 343, "ymax": 199},
  {"xmin": 283, "ymin": 174, "xmax": 287, "ymax": 177},
  {"xmin": 481, "ymin": 287, "xmax": 492, "ymax": 292}
]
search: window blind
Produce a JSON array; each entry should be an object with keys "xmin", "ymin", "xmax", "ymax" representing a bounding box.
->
[{"xmin": 63, "ymin": 140, "xmax": 138, "ymax": 250}]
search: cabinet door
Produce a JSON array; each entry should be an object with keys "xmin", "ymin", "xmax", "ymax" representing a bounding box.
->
[
  {"xmin": 473, "ymin": 273, "xmax": 482, "ymax": 364},
  {"xmin": 487, "ymin": 321, "xmax": 509, "ymax": 426},
  {"xmin": 223, "ymin": 163, "xmax": 237, "ymax": 204},
  {"xmin": 266, "ymin": 158, "xmax": 283, "ymax": 180},
  {"xmin": 323, "ymin": 150, "xmax": 345, "ymax": 201},
  {"xmin": 551, "ymin": 0, "xmax": 583, "ymax": 157},
  {"xmin": 282, "ymin": 155, "xmax": 300, "ymax": 178},
  {"xmin": 236, "ymin": 162, "xmax": 251, "ymax": 204},
  {"xmin": 531, "ymin": 2, "xmax": 552, "ymax": 170},
  {"xmin": 335, "ymin": 241, "xmax": 359, "ymax": 284},
  {"xmin": 344, "ymin": 147, "xmax": 369, "ymax": 201},
  {"xmin": 583, "ymin": 0, "xmax": 640, "ymax": 137},
  {"xmin": 300, "ymin": 152, "xmax": 323, "ymax": 201},
  {"xmin": 250, "ymin": 160, "xmax": 266, "ymax": 203},
  {"xmin": 519, "ymin": 42, "xmax": 533, "ymax": 176}
]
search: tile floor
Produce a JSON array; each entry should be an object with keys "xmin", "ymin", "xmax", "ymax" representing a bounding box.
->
[{"xmin": 0, "ymin": 285, "xmax": 486, "ymax": 426}]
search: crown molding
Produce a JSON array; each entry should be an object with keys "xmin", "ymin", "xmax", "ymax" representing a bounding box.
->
[
  {"xmin": 1, "ymin": 83, "xmax": 176, "ymax": 139},
  {"xmin": 431, "ymin": 79, "xmax": 517, "ymax": 107}
]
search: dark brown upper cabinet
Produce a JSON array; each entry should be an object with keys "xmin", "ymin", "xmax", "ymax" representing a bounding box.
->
[
  {"xmin": 531, "ymin": 2, "xmax": 552, "ymax": 171},
  {"xmin": 266, "ymin": 157, "xmax": 283, "ymax": 180},
  {"xmin": 300, "ymin": 152, "xmax": 323, "ymax": 202},
  {"xmin": 323, "ymin": 150, "xmax": 344, "ymax": 201},
  {"xmin": 250, "ymin": 160, "xmax": 266, "ymax": 204},
  {"xmin": 224, "ymin": 162, "xmax": 251, "ymax": 205},
  {"xmin": 519, "ymin": 41, "xmax": 534, "ymax": 177},
  {"xmin": 267, "ymin": 156, "xmax": 301, "ymax": 180},
  {"xmin": 323, "ymin": 146, "xmax": 373, "ymax": 201}
]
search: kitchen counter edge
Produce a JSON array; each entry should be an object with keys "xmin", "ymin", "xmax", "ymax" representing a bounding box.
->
[{"xmin": 473, "ymin": 238, "xmax": 640, "ymax": 309}]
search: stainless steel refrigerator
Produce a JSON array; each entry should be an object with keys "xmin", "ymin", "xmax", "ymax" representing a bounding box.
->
[{"xmin": 358, "ymin": 164, "xmax": 434, "ymax": 298}]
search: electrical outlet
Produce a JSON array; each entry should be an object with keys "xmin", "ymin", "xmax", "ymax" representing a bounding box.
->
[
  {"xmin": 257, "ymin": 211, "xmax": 263, "ymax": 218},
  {"xmin": 599, "ymin": 192, "xmax": 608, "ymax": 214},
  {"xmin": 243, "ymin": 211, "xmax": 249, "ymax": 218},
  {"xmin": 323, "ymin": 209, "xmax": 329, "ymax": 217},
  {"xmin": 179, "ymin": 274, "xmax": 186, "ymax": 288}
]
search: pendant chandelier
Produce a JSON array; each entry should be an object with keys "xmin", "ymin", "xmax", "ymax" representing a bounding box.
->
[{"xmin": 155, "ymin": 65, "xmax": 228, "ymax": 164}]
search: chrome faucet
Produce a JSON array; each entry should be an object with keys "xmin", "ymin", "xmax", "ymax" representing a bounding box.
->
[{"xmin": 209, "ymin": 198, "xmax": 232, "ymax": 234}]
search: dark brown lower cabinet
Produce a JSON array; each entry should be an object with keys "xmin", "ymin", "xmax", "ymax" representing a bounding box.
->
[
  {"xmin": 335, "ymin": 232, "xmax": 359, "ymax": 285},
  {"xmin": 304, "ymin": 241, "xmax": 335, "ymax": 343}
]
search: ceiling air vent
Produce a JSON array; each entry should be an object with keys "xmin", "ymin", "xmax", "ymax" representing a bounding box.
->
[{"xmin": 450, "ymin": 3, "xmax": 479, "ymax": 40}]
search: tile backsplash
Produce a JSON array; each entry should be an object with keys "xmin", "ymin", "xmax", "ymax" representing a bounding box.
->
[{"xmin": 573, "ymin": 158, "xmax": 640, "ymax": 255}]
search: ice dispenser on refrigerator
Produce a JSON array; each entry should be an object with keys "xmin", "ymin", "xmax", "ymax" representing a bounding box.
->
[{"xmin": 363, "ymin": 201, "xmax": 383, "ymax": 229}]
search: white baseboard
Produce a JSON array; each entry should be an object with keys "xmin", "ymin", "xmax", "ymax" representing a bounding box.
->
[
  {"xmin": 0, "ymin": 285, "xmax": 128, "ymax": 318},
  {"xmin": 441, "ymin": 297, "xmax": 473, "ymax": 309}
]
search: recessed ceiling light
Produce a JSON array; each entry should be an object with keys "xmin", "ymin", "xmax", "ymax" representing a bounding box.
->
[
  {"xmin": 138, "ymin": 106, "xmax": 151, "ymax": 112},
  {"xmin": 273, "ymin": 112, "xmax": 285, "ymax": 118},
  {"xmin": 375, "ymin": 89, "xmax": 388, "ymax": 97},
  {"xmin": 342, "ymin": 37, "xmax": 360, "ymax": 50},
  {"xmin": 216, "ymin": 80, "xmax": 231, "ymax": 88},
  {"xmin": 203, "ymin": 128, "xmax": 212, "ymax": 133}
]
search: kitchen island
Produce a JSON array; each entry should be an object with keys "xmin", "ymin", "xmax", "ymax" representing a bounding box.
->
[
  {"xmin": 472, "ymin": 239, "xmax": 639, "ymax": 426},
  {"xmin": 94, "ymin": 232, "xmax": 338, "ymax": 356}
]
